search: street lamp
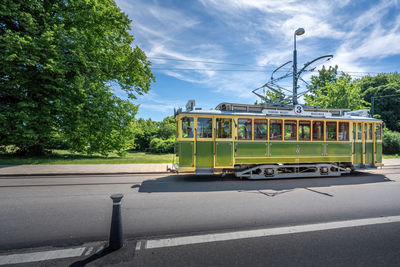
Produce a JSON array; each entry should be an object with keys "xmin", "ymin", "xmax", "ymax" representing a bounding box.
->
[{"xmin": 293, "ymin": 28, "xmax": 305, "ymax": 105}]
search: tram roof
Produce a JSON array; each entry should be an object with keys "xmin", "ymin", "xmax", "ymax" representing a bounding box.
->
[
  {"xmin": 176, "ymin": 101, "xmax": 382, "ymax": 122},
  {"xmin": 177, "ymin": 110, "xmax": 381, "ymax": 122}
]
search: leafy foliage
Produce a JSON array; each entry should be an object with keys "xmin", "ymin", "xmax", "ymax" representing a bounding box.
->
[
  {"xmin": 0, "ymin": 0, "xmax": 154, "ymax": 155},
  {"xmin": 131, "ymin": 116, "xmax": 176, "ymax": 151},
  {"xmin": 149, "ymin": 138, "xmax": 175, "ymax": 153},
  {"xmin": 383, "ymin": 129, "xmax": 400, "ymax": 154},
  {"xmin": 305, "ymin": 66, "xmax": 368, "ymax": 110},
  {"xmin": 357, "ymin": 73, "xmax": 400, "ymax": 131}
]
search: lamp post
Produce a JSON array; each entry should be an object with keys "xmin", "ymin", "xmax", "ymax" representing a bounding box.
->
[{"xmin": 293, "ymin": 28, "xmax": 305, "ymax": 105}]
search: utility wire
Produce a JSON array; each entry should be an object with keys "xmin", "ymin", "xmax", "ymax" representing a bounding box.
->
[
  {"xmin": 148, "ymin": 56, "xmax": 267, "ymax": 67},
  {"xmin": 152, "ymin": 67, "xmax": 289, "ymax": 72},
  {"xmin": 1, "ymin": 44, "xmax": 397, "ymax": 75}
]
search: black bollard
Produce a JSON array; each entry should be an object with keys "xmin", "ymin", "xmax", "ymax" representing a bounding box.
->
[{"xmin": 109, "ymin": 194, "xmax": 124, "ymax": 250}]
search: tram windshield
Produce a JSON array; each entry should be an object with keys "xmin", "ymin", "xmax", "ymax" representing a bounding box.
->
[{"xmin": 182, "ymin": 117, "xmax": 194, "ymax": 138}]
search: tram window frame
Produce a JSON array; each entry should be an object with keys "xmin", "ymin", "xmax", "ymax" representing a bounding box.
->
[
  {"xmin": 181, "ymin": 117, "xmax": 194, "ymax": 138},
  {"xmin": 237, "ymin": 118, "xmax": 252, "ymax": 140},
  {"xmin": 299, "ymin": 121, "xmax": 311, "ymax": 141},
  {"xmin": 338, "ymin": 122, "xmax": 350, "ymax": 141},
  {"xmin": 284, "ymin": 120, "xmax": 297, "ymax": 140},
  {"xmin": 375, "ymin": 124, "xmax": 382, "ymax": 140},
  {"xmin": 254, "ymin": 119, "xmax": 268, "ymax": 140},
  {"xmin": 216, "ymin": 118, "xmax": 232, "ymax": 139},
  {"xmin": 312, "ymin": 121, "xmax": 324, "ymax": 141},
  {"xmin": 326, "ymin": 121, "xmax": 337, "ymax": 141},
  {"xmin": 270, "ymin": 119, "xmax": 283, "ymax": 140},
  {"xmin": 357, "ymin": 123, "xmax": 362, "ymax": 140},
  {"xmin": 197, "ymin": 117, "xmax": 213, "ymax": 139},
  {"xmin": 368, "ymin": 123, "xmax": 373, "ymax": 140}
]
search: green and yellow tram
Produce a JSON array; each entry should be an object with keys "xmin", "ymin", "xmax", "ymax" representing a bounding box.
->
[{"xmin": 174, "ymin": 101, "xmax": 383, "ymax": 179}]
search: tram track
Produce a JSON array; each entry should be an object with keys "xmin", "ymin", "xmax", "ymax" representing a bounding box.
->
[
  {"xmin": 0, "ymin": 173, "xmax": 171, "ymax": 188},
  {"xmin": 0, "ymin": 182, "xmax": 142, "ymax": 188}
]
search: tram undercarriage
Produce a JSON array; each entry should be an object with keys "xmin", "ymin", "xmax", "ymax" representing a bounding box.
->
[{"xmin": 233, "ymin": 163, "xmax": 351, "ymax": 179}]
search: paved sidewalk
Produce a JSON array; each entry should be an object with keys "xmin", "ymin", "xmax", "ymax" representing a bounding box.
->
[
  {"xmin": 0, "ymin": 163, "xmax": 173, "ymax": 176},
  {"xmin": 381, "ymin": 158, "xmax": 400, "ymax": 166}
]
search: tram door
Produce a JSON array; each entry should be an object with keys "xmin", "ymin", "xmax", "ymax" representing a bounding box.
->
[
  {"xmin": 354, "ymin": 123, "xmax": 363, "ymax": 165},
  {"xmin": 214, "ymin": 117, "xmax": 234, "ymax": 168},
  {"xmin": 195, "ymin": 117, "xmax": 214, "ymax": 169},
  {"xmin": 364, "ymin": 123, "xmax": 374, "ymax": 166}
]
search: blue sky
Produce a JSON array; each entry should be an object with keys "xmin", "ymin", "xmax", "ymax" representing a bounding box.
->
[{"xmin": 115, "ymin": 0, "xmax": 400, "ymax": 121}]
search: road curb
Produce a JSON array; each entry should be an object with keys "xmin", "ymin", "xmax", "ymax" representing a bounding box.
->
[{"xmin": 0, "ymin": 172, "xmax": 172, "ymax": 178}]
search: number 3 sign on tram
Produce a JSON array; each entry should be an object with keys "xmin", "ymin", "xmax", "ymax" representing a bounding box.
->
[{"xmin": 294, "ymin": 104, "xmax": 304, "ymax": 114}]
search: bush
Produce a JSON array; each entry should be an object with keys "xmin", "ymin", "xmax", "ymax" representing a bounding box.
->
[
  {"xmin": 383, "ymin": 130, "xmax": 400, "ymax": 154},
  {"xmin": 149, "ymin": 138, "xmax": 175, "ymax": 153}
]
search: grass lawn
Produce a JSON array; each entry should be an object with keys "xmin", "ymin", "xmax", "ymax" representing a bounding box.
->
[
  {"xmin": 0, "ymin": 150, "xmax": 177, "ymax": 165},
  {"xmin": 383, "ymin": 154, "xmax": 400, "ymax": 159}
]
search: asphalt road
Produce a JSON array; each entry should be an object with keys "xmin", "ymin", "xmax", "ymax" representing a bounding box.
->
[{"xmin": 0, "ymin": 165, "xmax": 400, "ymax": 265}]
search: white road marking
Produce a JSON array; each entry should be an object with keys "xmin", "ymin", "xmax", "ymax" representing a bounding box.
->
[
  {"xmin": 135, "ymin": 241, "xmax": 141, "ymax": 251},
  {"xmin": 0, "ymin": 247, "xmax": 85, "ymax": 265},
  {"xmin": 145, "ymin": 215, "xmax": 400, "ymax": 249}
]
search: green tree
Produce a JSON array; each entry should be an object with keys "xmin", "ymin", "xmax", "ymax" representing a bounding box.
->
[
  {"xmin": 357, "ymin": 73, "xmax": 400, "ymax": 131},
  {"xmin": 254, "ymin": 88, "xmax": 286, "ymax": 105},
  {"xmin": 132, "ymin": 118, "xmax": 159, "ymax": 151},
  {"xmin": 305, "ymin": 68, "xmax": 368, "ymax": 110},
  {"xmin": 0, "ymin": 0, "xmax": 154, "ymax": 155},
  {"xmin": 306, "ymin": 65, "xmax": 338, "ymax": 100},
  {"xmin": 157, "ymin": 116, "xmax": 176, "ymax": 140}
]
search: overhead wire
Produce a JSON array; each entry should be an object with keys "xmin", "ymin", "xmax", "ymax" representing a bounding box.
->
[{"xmin": 0, "ymin": 44, "xmax": 396, "ymax": 75}]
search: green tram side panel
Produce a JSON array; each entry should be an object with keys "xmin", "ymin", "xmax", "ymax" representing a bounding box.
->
[
  {"xmin": 215, "ymin": 141, "xmax": 233, "ymax": 167},
  {"xmin": 178, "ymin": 141, "xmax": 194, "ymax": 167},
  {"xmin": 196, "ymin": 141, "xmax": 213, "ymax": 167},
  {"xmin": 326, "ymin": 142, "xmax": 352, "ymax": 156},
  {"xmin": 298, "ymin": 142, "xmax": 324, "ymax": 156},
  {"xmin": 235, "ymin": 156, "xmax": 351, "ymax": 164},
  {"xmin": 269, "ymin": 142, "xmax": 324, "ymax": 157},
  {"xmin": 376, "ymin": 142, "xmax": 382, "ymax": 163},
  {"xmin": 354, "ymin": 142, "xmax": 363, "ymax": 164},
  {"xmin": 269, "ymin": 142, "xmax": 297, "ymax": 156},
  {"xmin": 365, "ymin": 142, "xmax": 374, "ymax": 164},
  {"xmin": 235, "ymin": 142, "xmax": 267, "ymax": 157}
]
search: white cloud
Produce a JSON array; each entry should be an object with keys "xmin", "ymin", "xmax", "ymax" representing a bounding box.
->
[{"xmin": 116, "ymin": 0, "xmax": 400, "ymax": 116}]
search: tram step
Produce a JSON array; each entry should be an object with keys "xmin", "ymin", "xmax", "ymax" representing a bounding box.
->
[{"xmin": 196, "ymin": 168, "xmax": 214, "ymax": 175}]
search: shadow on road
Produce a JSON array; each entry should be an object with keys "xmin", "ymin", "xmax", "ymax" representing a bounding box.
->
[{"xmin": 136, "ymin": 171, "xmax": 392, "ymax": 193}]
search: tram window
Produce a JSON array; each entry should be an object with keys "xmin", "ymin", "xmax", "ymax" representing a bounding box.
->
[
  {"xmin": 270, "ymin": 120, "xmax": 282, "ymax": 140},
  {"xmin": 197, "ymin": 118, "xmax": 212, "ymax": 138},
  {"xmin": 254, "ymin": 119, "xmax": 268, "ymax": 140},
  {"xmin": 326, "ymin": 122, "xmax": 337, "ymax": 141},
  {"xmin": 353, "ymin": 123, "xmax": 356, "ymax": 140},
  {"xmin": 299, "ymin": 121, "xmax": 311, "ymax": 140},
  {"xmin": 182, "ymin": 117, "xmax": 194, "ymax": 138},
  {"xmin": 368, "ymin": 123, "xmax": 373, "ymax": 140},
  {"xmin": 357, "ymin": 123, "xmax": 362, "ymax": 140},
  {"xmin": 284, "ymin": 120, "xmax": 297, "ymax": 140},
  {"xmin": 339, "ymin": 122, "xmax": 349, "ymax": 141},
  {"xmin": 238, "ymin": 119, "xmax": 252, "ymax": 140},
  {"xmin": 216, "ymin": 118, "xmax": 232, "ymax": 138},
  {"xmin": 375, "ymin": 124, "xmax": 382, "ymax": 140},
  {"xmin": 312, "ymin": 121, "xmax": 324, "ymax": 141}
]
